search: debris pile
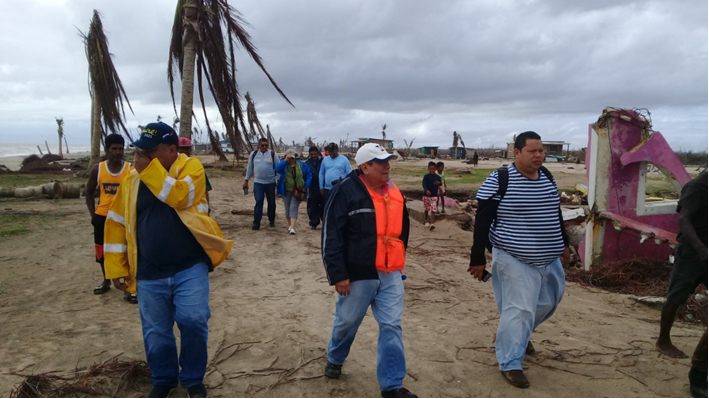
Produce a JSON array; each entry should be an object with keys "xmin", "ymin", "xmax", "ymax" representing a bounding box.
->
[
  {"xmin": 566, "ymin": 258, "xmax": 706, "ymax": 324},
  {"xmin": 10, "ymin": 356, "xmax": 151, "ymax": 398},
  {"xmin": 19, "ymin": 154, "xmax": 65, "ymax": 173}
]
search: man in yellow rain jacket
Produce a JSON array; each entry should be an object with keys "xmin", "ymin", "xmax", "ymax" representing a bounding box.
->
[{"xmin": 104, "ymin": 122, "xmax": 232, "ymax": 398}]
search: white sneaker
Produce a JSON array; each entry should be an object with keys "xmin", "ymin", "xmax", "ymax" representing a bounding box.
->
[
  {"xmin": 290, "ymin": 228, "xmax": 296, "ymax": 235},
  {"xmin": 424, "ymin": 222, "xmax": 431, "ymax": 228}
]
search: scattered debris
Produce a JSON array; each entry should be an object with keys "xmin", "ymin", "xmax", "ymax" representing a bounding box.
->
[
  {"xmin": 566, "ymin": 258, "xmax": 706, "ymax": 323},
  {"xmin": 9, "ymin": 356, "xmax": 151, "ymax": 398}
]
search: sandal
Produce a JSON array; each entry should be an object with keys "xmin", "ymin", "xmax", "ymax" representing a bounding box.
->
[
  {"xmin": 93, "ymin": 281, "xmax": 111, "ymax": 295},
  {"xmin": 124, "ymin": 293, "xmax": 138, "ymax": 304}
]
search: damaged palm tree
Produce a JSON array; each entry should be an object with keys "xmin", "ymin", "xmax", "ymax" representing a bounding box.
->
[
  {"xmin": 168, "ymin": 0, "xmax": 293, "ymax": 162},
  {"xmin": 79, "ymin": 10, "xmax": 134, "ymax": 171}
]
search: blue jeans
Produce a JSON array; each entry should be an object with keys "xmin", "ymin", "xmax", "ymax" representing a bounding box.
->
[
  {"xmin": 137, "ymin": 263, "xmax": 210, "ymax": 388},
  {"xmin": 327, "ymin": 271, "xmax": 406, "ymax": 391},
  {"xmin": 253, "ymin": 182, "xmax": 276, "ymax": 226},
  {"xmin": 491, "ymin": 247, "xmax": 565, "ymax": 371}
]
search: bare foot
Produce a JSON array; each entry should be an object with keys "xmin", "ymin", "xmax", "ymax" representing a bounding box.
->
[{"xmin": 656, "ymin": 340, "xmax": 688, "ymax": 358}]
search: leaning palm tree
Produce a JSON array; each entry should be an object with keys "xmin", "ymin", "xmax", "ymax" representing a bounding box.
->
[
  {"xmin": 79, "ymin": 10, "xmax": 133, "ymax": 170},
  {"xmin": 382, "ymin": 124, "xmax": 387, "ymax": 140},
  {"xmin": 168, "ymin": 0, "xmax": 293, "ymax": 162},
  {"xmin": 55, "ymin": 117, "xmax": 64, "ymax": 158},
  {"xmin": 458, "ymin": 133, "xmax": 467, "ymax": 158}
]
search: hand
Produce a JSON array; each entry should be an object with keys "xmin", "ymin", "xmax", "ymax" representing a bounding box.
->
[
  {"xmin": 133, "ymin": 151, "xmax": 151, "ymax": 173},
  {"xmin": 112, "ymin": 278, "xmax": 128, "ymax": 292},
  {"xmin": 242, "ymin": 180, "xmax": 249, "ymax": 189},
  {"xmin": 561, "ymin": 246, "xmax": 570, "ymax": 266},
  {"xmin": 435, "ymin": 181, "xmax": 441, "ymax": 186},
  {"xmin": 467, "ymin": 265, "xmax": 485, "ymax": 281},
  {"xmin": 426, "ymin": 190, "xmax": 431, "ymax": 196},
  {"xmin": 320, "ymin": 189, "xmax": 325, "ymax": 196},
  {"xmin": 335, "ymin": 279, "xmax": 351, "ymax": 296}
]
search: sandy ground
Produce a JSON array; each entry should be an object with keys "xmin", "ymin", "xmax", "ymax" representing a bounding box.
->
[{"xmin": 0, "ymin": 158, "xmax": 705, "ymax": 398}]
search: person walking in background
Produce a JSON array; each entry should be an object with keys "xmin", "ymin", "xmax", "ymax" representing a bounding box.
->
[
  {"xmin": 422, "ymin": 161, "xmax": 441, "ymax": 231},
  {"xmin": 104, "ymin": 122, "xmax": 233, "ymax": 398},
  {"xmin": 468, "ymin": 131, "xmax": 569, "ymax": 389},
  {"xmin": 305, "ymin": 146, "xmax": 324, "ymax": 230},
  {"xmin": 178, "ymin": 137, "xmax": 212, "ymax": 215},
  {"xmin": 472, "ymin": 150, "xmax": 479, "ymax": 167},
  {"xmin": 85, "ymin": 134, "xmax": 133, "ymax": 302},
  {"xmin": 322, "ymin": 143, "xmax": 417, "ymax": 398},
  {"xmin": 319, "ymin": 142, "xmax": 351, "ymax": 204},
  {"xmin": 436, "ymin": 161, "xmax": 447, "ymax": 214},
  {"xmin": 275, "ymin": 149, "xmax": 312, "ymax": 235},
  {"xmin": 243, "ymin": 137, "xmax": 279, "ymax": 230},
  {"xmin": 654, "ymin": 170, "xmax": 706, "ymax": 397}
]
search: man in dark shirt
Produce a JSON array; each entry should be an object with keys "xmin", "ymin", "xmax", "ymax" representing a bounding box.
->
[
  {"xmin": 106, "ymin": 122, "xmax": 231, "ymax": 398},
  {"xmin": 422, "ymin": 161, "xmax": 441, "ymax": 230},
  {"xmin": 655, "ymin": 170, "xmax": 707, "ymax": 398},
  {"xmin": 305, "ymin": 146, "xmax": 324, "ymax": 229}
]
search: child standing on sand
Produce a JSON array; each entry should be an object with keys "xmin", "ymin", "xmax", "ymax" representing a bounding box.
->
[
  {"xmin": 422, "ymin": 161, "xmax": 442, "ymax": 231},
  {"xmin": 436, "ymin": 161, "xmax": 447, "ymax": 215}
]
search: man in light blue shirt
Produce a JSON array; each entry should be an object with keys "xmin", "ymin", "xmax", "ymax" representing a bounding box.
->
[
  {"xmin": 243, "ymin": 138, "xmax": 278, "ymax": 229},
  {"xmin": 319, "ymin": 143, "xmax": 352, "ymax": 204}
]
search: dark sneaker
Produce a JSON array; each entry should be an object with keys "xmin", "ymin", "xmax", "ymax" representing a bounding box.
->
[
  {"xmin": 501, "ymin": 370, "xmax": 530, "ymax": 388},
  {"xmin": 187, "ymin": 383, "xmax": 207, "ymax": 398},
  {"xmin": 689, "ymin": 367, "xmax": 708, "ymax": 398},
  {"xmin": 252, "ymin": 224, "xmax": 260, "ymax": 230},
  {"xmin": 93, "ymin": 280, "xmax": 111, "ymax": 295},
  {"xmin": 324, "ymin": 361, "xmax": 342, "ymax": 379},
  {"xmin": 381, "ymin": 388, "xmax": 418, "ymax": 398},
  {"xmin": 148, "ymin": 385, "xmax": 174, "ymax": 398},
  {"xmin": 525, "ymin": 341, "xmax": 536, "ymax": 355},
  {"xmin": 310, "ymin": 225, "xmax": 318, "ymax": 230},
  {"xmin": 269, "ymin": 221, "xmax": 275, "ymax": 227}
]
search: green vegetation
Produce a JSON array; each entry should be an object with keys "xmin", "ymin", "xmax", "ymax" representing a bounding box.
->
[
  {"xmin": 0, "ymin": 214, "xmax": 49, "ymax": 237},
  {"xmin": 675, "ymin": 150, "xmax": 707, "ymax": 166}
]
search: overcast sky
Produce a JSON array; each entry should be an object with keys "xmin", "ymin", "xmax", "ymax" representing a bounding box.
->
[{"xmin": 1, "ymin": 0, "xmax": 707, "ymax": 151}]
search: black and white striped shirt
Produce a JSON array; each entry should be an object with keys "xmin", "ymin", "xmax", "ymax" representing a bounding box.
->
[{"xmin": 476, "ymin": 164, "xmax": 565, "ymax": 267}]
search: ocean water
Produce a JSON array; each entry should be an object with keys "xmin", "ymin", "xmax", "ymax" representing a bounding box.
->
[{"xmin": 0, "ymin": 143, "xmax": 92, "ymax": 158}]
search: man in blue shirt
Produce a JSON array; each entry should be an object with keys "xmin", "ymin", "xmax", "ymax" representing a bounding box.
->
[
  {"xmin": 319, "ymin": 143, "xmax": 352, "ymax": 204},
  {"xmin": 243, "ymin": 138, "xmax": 279, "ymax": 230}
]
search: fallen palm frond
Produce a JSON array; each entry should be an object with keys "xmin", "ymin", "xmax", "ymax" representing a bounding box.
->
[{"xmin": 10, "ymin": 355, "xmax": 151, "ymax": 398}]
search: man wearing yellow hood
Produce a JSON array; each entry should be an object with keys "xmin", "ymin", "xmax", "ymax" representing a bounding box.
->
[{"xmin": 104, "ymin": 122, "xmax": 232, "ymax": 398}]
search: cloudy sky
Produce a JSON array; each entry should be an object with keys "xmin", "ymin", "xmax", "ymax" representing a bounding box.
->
[{"xmin": 1, "ymin": 0, "xmax": 707, "ymax": 151}]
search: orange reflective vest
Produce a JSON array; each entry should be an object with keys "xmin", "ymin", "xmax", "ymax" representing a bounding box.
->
[{"xmin": 362, "ymin": 179, "xmax": 407, "ymax": 272}]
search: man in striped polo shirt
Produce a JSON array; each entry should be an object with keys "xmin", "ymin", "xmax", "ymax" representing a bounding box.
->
[{"xmin": 468, "ymin": 131, "xmax": 569, "ymax": 389}]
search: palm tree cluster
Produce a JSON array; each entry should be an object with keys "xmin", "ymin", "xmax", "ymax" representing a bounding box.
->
[
  {"xmin": 168, "ymin": 0, "xmax": 292, "ymax": 161},
  {"xmin": 80, "ymin": 2, "xmax": 292, "ymax": 166}
]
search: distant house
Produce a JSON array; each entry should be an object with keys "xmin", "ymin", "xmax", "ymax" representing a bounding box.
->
[
  {"xmin": 448, "ymin": 147, "xmax": 467, "ymax": 159},
  {"xmin": 351, "ymin": 138, "xmax": 394, "ymax": 150},
  {"xmin": 420, "ymin": 146, "xmax": 439, "ymax": 158},
  {"xmin": 219, "ymin": 139, "xmax": 234, "ymax": 153},
  {"xmin": 505, "ymin": 140, "xmax": 570, "ymax": 159}
]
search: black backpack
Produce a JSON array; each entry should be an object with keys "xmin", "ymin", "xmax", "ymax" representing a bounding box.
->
[{"xmin": 250, "ymin": 149, "xmax": 277, "ymax": 168}]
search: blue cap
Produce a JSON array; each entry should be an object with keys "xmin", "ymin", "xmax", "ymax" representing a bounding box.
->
[{"xmin": 130, "ymin": 122, "xmax": 178, "ymax": 150}]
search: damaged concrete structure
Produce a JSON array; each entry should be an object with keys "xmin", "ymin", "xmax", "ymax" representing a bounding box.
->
[{"xmin": 579, "ymin": 108, "xmax": 691, "ymax": 270}]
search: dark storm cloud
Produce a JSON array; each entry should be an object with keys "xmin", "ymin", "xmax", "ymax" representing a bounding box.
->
[{"xmin": 0, "ymin": 0, "xmax": 706, "ymax": 150}]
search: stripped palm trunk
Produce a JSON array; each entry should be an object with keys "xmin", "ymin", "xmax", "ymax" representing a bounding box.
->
[
  {"xmin": 178, "ymin": 0, "xmax": 197, "ymax": 139},
  {"xmin": 90, "ymin": 86, "xmax": 101, "ymax": 166}
]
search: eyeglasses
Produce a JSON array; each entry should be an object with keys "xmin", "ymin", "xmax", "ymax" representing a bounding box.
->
[{"xmin": 260, "ymin": 144, "xmax": 268, "ymax": 148}]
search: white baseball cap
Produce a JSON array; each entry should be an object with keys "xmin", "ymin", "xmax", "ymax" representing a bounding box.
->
[{"xmin": 355, "ymin": 143, "xmax": 397, "ymax": 166}]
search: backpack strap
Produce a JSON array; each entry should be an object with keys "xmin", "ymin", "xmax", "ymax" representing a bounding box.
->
[
  {"xmin": 496, "ymin": 166, "xmax": 509, "ymax": 199},
  {"xmin": 539, "ymin": 165, "xmax": 555, "ymax": 187}
]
